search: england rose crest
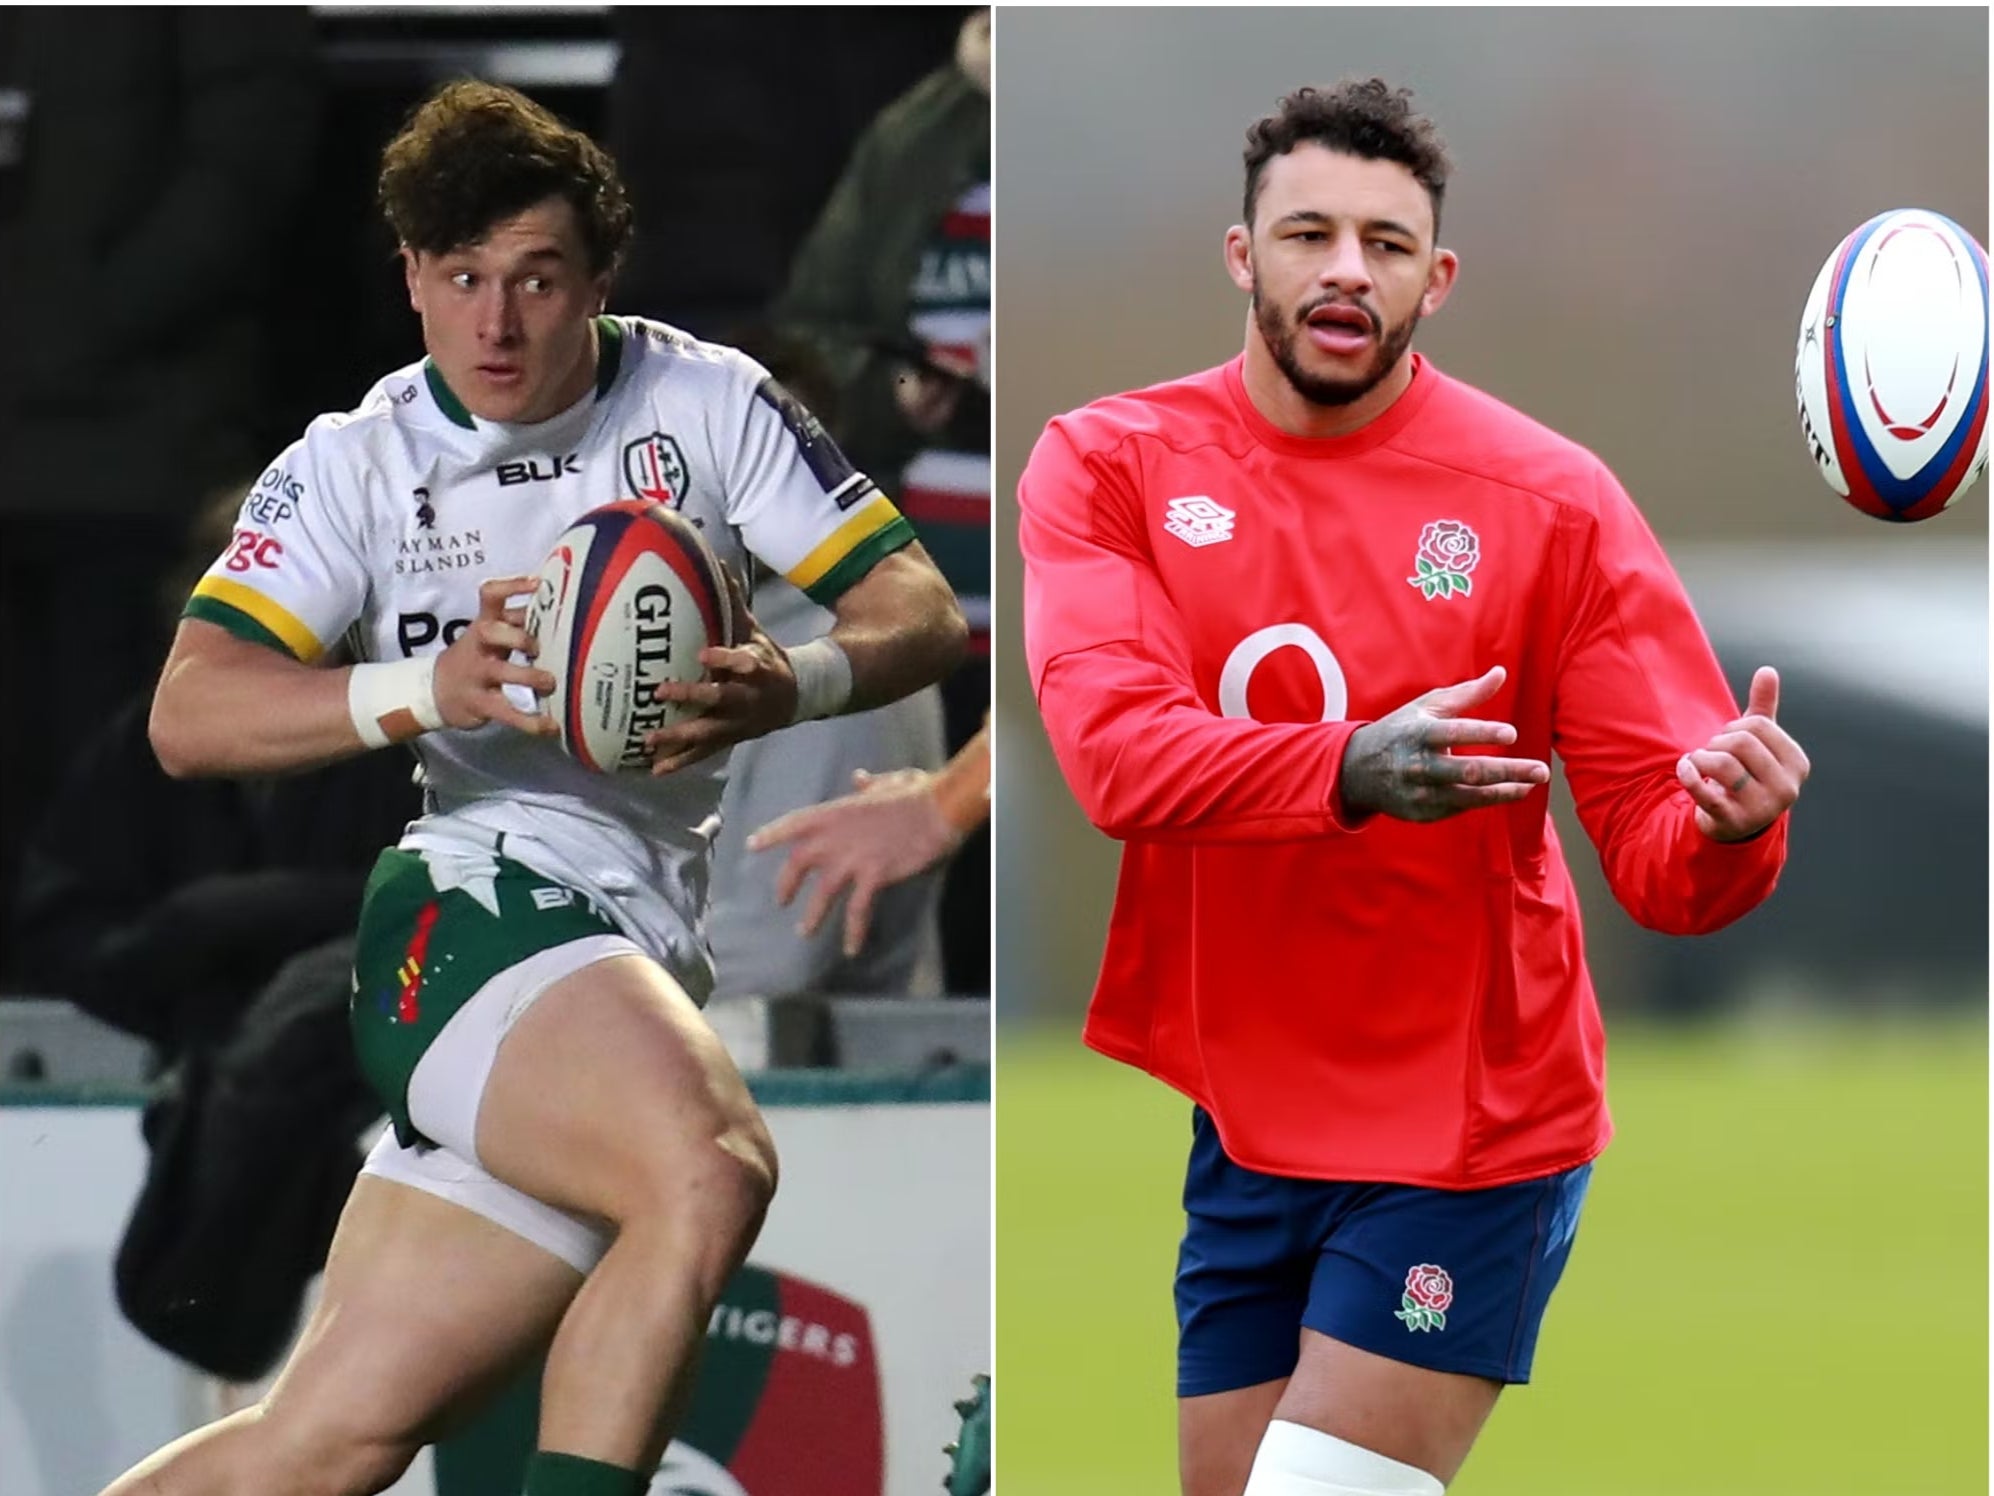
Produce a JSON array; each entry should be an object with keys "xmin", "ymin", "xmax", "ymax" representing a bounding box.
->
[
  {"xmin": 1394, "ymin": 1264, "xmax": 1453, "ymax": 1333},
  {"xmin": 1407, "ymin": 520, "xmax": 1479, "ymax": 600}
]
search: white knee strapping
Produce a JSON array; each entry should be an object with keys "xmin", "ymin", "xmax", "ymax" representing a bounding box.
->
[{"xmin": 1241, "ymin": 1420, "xmax": 1445, "ymax": 1496}]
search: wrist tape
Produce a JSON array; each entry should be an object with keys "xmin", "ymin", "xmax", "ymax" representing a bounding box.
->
[
  {"xmin": 348, "ymin": 656, "xmax": 445, "ymax": 748},
  {"xmin": 788, "ymin": 637, "xmax": 854, "ymax": 723}
]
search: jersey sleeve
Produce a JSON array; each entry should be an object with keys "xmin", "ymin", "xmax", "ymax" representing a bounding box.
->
[
  {"xmin": 719, "ymin": 354, "xmax": 918, "ymax": 608},
  {"xmin": 1551, "ymin": 463, "xmax": 1788, "ymax": 934},
  {"xmin": 181, "ymin": 421, "xmax": 369, "ymax": 663},
  {"xmin": 1020, "ymin": 418, "xmax": 1367, "ymax": 843}
]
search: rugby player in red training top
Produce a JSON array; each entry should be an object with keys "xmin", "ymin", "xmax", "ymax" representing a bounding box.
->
[{"xmin": 1018, "ymin": 80, "xmax": 1808, "ymax": 1496}]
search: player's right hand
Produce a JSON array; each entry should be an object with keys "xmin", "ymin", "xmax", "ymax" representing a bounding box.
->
[
  {"xmin": 1337, "ymin": 666, "xmax": 1549, "ymax": 823},
  {"xmin": 644, "ymin": 564, "xmax": 799, "ymax": 775},
  {"xmin": 432, "ymin": 575, "xmax": 560, "ymax": 737}
]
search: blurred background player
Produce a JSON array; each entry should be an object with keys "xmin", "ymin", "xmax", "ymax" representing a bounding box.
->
[
  {"xmin": 701, "ymin": 326, "xmax": 955, "ymax": 999},
  {"xmin": 0, "ymin": 8, "xmax": 321, "ymax": 985},
  {"xmin": 1019, "ymin": 80, "xmax": 1806, "ymax": 1496},
  {"xmin": 104, "ymin": 77, "xmax": 963, "ymax": 1496},
  {"xmin": 14, "ymin": 483, "xmax": 417, "ymax": 1067},
  {"xmin": 605, "ymin": 6, "xmax": 992, "ymax": 1003},
  {"xmin": 762, "ymin": 4, "xmax": 993, "ymax": 994},
  {"xmin": 604, "ymin": 7, "xmax": 963, "ymax": 342}
]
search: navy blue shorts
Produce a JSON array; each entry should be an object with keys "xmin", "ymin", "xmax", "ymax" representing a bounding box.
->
[{"xmin": 1175, "ymin": 1108, "xmax": 1591, "ymax": 1396}]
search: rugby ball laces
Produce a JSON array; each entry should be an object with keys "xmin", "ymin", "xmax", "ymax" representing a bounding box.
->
[
  {"xmin": 525, "ymin": 500, "xmax": 733, "ymax": 773},
  {"xmin": 1794, "ymin": 207, "xmax": 1990, "ymax": 522}
]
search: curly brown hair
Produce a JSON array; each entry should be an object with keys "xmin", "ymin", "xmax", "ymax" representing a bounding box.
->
[
  {"xmin": 378, "ymin": 79, "xmax": 634, "ymax": 276},
  {"xmin": 1243, "ymin": 79, "xmax": 1452, "ymax": 235}
]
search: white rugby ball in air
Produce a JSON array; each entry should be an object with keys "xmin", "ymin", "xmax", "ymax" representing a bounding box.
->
[
  {"xmin": 525, "ymin": 500, "xmax": 733, "ymax": 773},
  {"xmin": 1795, "ymin": 208, "xmax": 1989, "ymax": 521}
]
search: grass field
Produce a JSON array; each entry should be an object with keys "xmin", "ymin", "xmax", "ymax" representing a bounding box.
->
[{"xmin": 997, "ymin": 1016, "xmax": 1987, "ymax": 1496}]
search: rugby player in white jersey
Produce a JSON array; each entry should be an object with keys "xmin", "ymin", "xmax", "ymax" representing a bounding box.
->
[{"xmin": 106, "ymin": 81, "xmax": 966, "ymax": 1496}]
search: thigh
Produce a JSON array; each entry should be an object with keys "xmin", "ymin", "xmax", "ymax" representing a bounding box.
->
[
  {"xmin": 1175, "ymin": 1109, "xmax": 1323, "ymax": 1399},
  {"xmin": 475, "ymin": 951, "xmax": 771, "ymax": 1224},
  {"xmin": 1179, "ymin": 1378, "xmax": 1286, "ymax": 1496},
  {"xmin": 1303, "ymin": 1164, "xmax": 1593, "ymax": 1384},
  {"xmin": 363, "ymin": 1126, "xmax": 613, "ymax": 1280},
  {"xmin": 350, "ymin": 844, "xmax": 630, "ymax": 1152},
  {"xmin": 260, "ymin": 1171, "xmax": 583, "ymax": 1446},
  {"xmin": 1278, "ymin": 1163, "xmax": 1595, "ymax": 1483},
  {"xmin": 1273, "ymin": 1332, "xmax": 1499, "ymax": 1489}
]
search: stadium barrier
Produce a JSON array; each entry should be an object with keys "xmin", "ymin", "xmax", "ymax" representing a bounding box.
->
[{"xmin": 0, "ymin": 997, "xmax": 989, "ymax": 1496}]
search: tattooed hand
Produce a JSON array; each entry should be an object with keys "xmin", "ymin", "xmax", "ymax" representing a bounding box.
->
[{"xmin": 1338, "ymin": 666, "xmax": 1550, "ymax": 823}]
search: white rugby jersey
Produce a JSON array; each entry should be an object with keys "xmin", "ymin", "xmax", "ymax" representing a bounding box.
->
[{"xmin": 186, "ymin": 316, "xmax": 916, "ymax": 997}]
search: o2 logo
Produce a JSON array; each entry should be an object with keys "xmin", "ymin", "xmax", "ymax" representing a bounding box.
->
[
  {"xmin": 223, "ymin": 528, "xmax": 284, "ymax": 573},
  {"xmin": 1217, "ymin": 623, "xmax": 1347, "ymax": 721}
]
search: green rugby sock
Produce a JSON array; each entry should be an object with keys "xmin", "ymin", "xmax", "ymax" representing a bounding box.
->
[{"xmin": 522, "ymin": 1451, "xmax": 647, "ymax": 1496}]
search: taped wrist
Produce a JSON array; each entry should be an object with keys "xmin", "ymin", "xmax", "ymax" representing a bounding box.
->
[
  {"xmin": 788, "ymin": 636, "xmax": 854, "ymax": 723},
  {"xmin": 348, "ymin": 656, "xmax": 444, "ymax": 748}
]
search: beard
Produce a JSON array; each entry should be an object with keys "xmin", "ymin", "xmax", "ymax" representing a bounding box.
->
[{"xmin": 1252, "ymin": 281, "xmax": 1420, "ymax": 407}]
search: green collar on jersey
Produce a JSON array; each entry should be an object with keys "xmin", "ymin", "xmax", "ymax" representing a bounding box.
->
[
  {"xmin": 594, "ymin": 314, "xmax": 625, "ymax": 397},
  {"xmin": 421, "ymin": 315, "xmax": 625, "ymax": 431}
]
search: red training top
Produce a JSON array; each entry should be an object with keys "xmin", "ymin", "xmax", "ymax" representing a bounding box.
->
[{"xmin": 1019, "ymin": 354, "xmax": 1787, "ymax": 1187}]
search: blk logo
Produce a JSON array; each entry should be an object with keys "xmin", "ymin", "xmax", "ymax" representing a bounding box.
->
[{"xmin": 497, "ymin": 454, "xmax": 580, "ymax": 487}]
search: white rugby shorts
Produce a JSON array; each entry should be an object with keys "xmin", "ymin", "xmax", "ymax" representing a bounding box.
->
[{"xmin": 360, "ymin": 932, "xmax": 640, "ymax": 1273}]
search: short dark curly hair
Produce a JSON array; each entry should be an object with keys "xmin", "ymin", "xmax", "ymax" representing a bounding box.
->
[
  {"xmin": 378, "ymin": 79, "xmax": 634, "ymax": 277},
  {"xmin": 1243, "ymin": 79, "xmax": 1452, "ymax": 236}
]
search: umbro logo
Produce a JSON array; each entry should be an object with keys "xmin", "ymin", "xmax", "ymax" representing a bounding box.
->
[{"xmin": 1164, "ymin": 495, "xmax": 1236, "ymax": 548}]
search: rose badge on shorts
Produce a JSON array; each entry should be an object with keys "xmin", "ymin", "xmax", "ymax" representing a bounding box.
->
[
  {"xmin": 1394, "ymin": 1264, "xmax": 1454, "ymax": 1333},
  {"xmin": 1407, "ymin": 520, "xmax": 1480, "ymax": 600}
]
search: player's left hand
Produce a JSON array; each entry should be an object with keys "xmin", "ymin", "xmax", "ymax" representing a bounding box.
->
[
  {"xmin": 643, "ymin": 567, "xmax": 799, "ymax": 775},
  {"xmin": 1677, "ymin": 666, "xmax": 1810, "ymax": 842},
  {"xmin": 746, "ymin": 767, "xmax": 968, "ymax": 956}
]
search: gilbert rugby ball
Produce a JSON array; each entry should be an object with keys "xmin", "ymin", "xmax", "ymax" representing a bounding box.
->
[
  {"xmin": 525, "ymin": 500, "xmax": 733, "ymax": 773},
  {"xmin": 1795, "ymin": 208, "xmax": 1989, "ymax": 522}
]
